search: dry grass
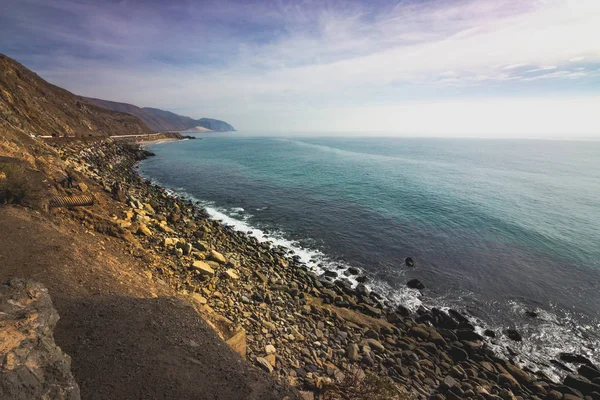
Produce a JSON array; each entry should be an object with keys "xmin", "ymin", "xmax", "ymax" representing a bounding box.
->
[{"xmin": 0, "ymin": 158, "xmax": 44, "ymax": 207}]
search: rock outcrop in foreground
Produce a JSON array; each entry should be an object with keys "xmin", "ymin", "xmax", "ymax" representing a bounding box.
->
[{"xmin": 0, "ymin": 278, "xmax": 80, "ymax": 400}]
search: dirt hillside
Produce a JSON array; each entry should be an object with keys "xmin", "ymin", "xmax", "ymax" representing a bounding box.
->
[{"xmin": 0, "ymin": 53, "xmax": 151, "ymax": 138}]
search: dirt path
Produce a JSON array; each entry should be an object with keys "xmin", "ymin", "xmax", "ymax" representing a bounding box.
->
[{"xmin": 0, "ymin": 206, "xmax": 297, "ymax": 400}]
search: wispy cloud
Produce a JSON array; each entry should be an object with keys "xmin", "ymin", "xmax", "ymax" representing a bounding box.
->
[{"xmin": 1, "ymin": 0, "xmax": 599, "ymax": 134}]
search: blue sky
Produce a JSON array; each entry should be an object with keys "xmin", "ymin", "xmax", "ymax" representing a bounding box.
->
[{"xmin": 1, "ymin": 0, "xmax": 599, "ymax": 136}]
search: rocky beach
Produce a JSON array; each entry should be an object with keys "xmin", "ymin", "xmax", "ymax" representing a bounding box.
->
[
  {"xmin": 1, "ymin": 50, "xmax": 599, "ymax": 400},
  {"xmin": 9, "ymin": 135, "xmax": 593, "ymax": 400}
]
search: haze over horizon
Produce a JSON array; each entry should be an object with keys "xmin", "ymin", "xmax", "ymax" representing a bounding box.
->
[{"xmin": 1, "ymin": 0, "xmax": 599, "ymax": 137}]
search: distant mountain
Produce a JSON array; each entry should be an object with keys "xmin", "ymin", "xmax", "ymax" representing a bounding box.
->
[
  {"xmin": 82, "ymin": 98, "xmax": 235, "ymax": 132},
  {"xmin": 0, "ymin": 54, "xmax": 151, "ymax": 137}
]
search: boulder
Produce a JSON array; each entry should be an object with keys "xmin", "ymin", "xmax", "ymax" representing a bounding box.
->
[{"xmin": 0, "ymin": 278, "xmax": 80, "ymax": 400}]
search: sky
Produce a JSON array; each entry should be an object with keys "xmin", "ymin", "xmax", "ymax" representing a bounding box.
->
[{"xmin": 1, "ymin": 0, "xmax": 599, "ymax": 137}]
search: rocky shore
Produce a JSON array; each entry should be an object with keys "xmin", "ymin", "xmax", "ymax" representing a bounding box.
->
[{"xmin": 47, "ymin": 138, "xmax": 600, "ymax": 400}]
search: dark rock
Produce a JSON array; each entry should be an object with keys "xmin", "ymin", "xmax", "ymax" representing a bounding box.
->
[
  {"xmin": 560, "ymin": 353, "xmax": 594, "ymax": 366},
  {"xmin": 405, "ymin": 257, "xmax": 415, "ymax": 267},
  {"xmin": 484, "ymin": 329, "xmax": 496, "ymax": 338},
  {"xmin": 579, "ymin": 365, "xmax": 600, "ymax": 380},
  {"xmin": 525, "ymin": 310, "xmax": 538, "ymax": 318},
  {"xmin": 323, "ymin": 270, "xmax": 338, "ymax": 278},
  {"xmin": 355, "ymin": 283, "xmax": 370, "ymax": 297},
  {"xmin": 406, "ymin": 279, "xmax": 424, "ymax": 290},
  {"xmin": 449, "ymin": 345, "xmax": 468, "ymax": 362},
  {"xmin": 456, "ymin": 329, "xmax": 483, "ymax": 342},
  {"xmin": 554, "ymin": 384, "xmax": 584, "ymax": 398},
  {"xmin": 564, "ymin": 375, "xmax": 600, "ymax": 395},
  {"xmin": 345, "ymin": 267, "xmax": 360, "ymax": 275},
  {"xmin": 448, "ymin": 309, "xmax": 469, "ymax": 324},
  {"xmin": 504, "ymin": 329, "xmax": 522, "ymax": 342},
  {"xmin": 0, "ymin": 278, "xmax": 81, "ymax": 400},
  {"xmin": 551, "ymin": 359, "xmax": 574, "ymax": 373},
  {"xmin": 396, "ymin": 305, "xmax": 411, "ymax": 317}
]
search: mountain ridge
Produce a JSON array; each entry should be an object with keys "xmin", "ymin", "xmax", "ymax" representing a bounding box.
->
[{"xmin": 82, "ymin": 97, "xmax": 235, "ymax": 133}]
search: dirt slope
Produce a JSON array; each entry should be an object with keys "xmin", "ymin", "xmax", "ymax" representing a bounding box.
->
[{"xmin": 0, "ymin": 205, "xmax": 296, "ymax": 400}]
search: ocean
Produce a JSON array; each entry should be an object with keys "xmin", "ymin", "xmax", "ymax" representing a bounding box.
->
[{"xmin": 139, "ymin": 135, "xmax": 600, "ymax": 377}]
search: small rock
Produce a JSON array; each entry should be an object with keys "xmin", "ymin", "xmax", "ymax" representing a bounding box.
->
[
  {"xmin": 191, "ymin": 293, "xmax": 207, "ymax": 306},
  {"xmin": 192, "ymin": 261, "xmax": 215, "ymax": 276},
  {"xmin": 365, "ymin": 338, "xmax": 385, "ymax": 353},
  {"xmin": 347, "ymin": 344, "xmax": 360, "ymax": 360},
  {"xmin": 484, "ymin": 329, "xmax": 496, "ymax": 338},
  {"xmin": 405, "ymin": 257, "xmax": 415, "ymax": 267},
  {"xmin": 265, "ymin": 344, "xmax": 276, "ymax": 355},
  {"xmin": 208, "ymin": 249, "xmax": 227, "ymax": 264},
  {"xmin": 407, "ymin": 278, "xmax": 424, "ymax": 290},
  {"xmin": 449, "ymin": 346, "xmax": 468, "ymax": 362},
  {"xmin": 503, "ymin": 329, "xmax": 522, "ymax": 342},
  {"xmin": 256, "ymin": 357, "xmax": 273, "ymax": 373},
  {"xmin": 137, "ymin": 223, "xmax": 152, "ymax": 237},
  {"xmin": 224, "ymin": 269, "xmax": 239, "ymax": 280},
  {"xmin": 196, "ymin": 240, "xmax": 210, "ymax": 251}
]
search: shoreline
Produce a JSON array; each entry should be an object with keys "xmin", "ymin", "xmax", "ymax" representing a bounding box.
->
[
  {"xmin": 49, "ymin": 137, "xmax": 600, "ymax": 399},
  {"xmin": 140, "ymin": 137, "xmax": 600, "ymax": 381}
]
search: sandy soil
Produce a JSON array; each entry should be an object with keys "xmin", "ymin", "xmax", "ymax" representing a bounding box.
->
[{"xmin": 0, "ymin": 205, "xmax": 297, "ymax": 400}]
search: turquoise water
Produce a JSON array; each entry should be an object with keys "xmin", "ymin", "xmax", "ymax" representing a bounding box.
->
[{"xmin": 140, "ymin": 135, "xmax": 600, "ymax": 374}]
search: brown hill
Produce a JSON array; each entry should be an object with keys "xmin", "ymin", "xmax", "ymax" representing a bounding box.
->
[
  {"xmin": 81, "ymin": 97, "xmax": 236, "ymax": 132},
  {"xmin": 0, "ymin": 53, "xmax": 151, "ymax": 137},
  {"xmin": 81, "ymin": 97, "xmax": 196, "ymax": 132}
]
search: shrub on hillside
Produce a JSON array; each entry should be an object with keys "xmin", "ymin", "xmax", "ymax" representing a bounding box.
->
[{"xmin": 0, "ymin": 160, "xmax": 43, "ymax": 206}]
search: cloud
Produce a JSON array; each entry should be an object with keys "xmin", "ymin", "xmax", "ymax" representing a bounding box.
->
[
  {"xmin": 526, "ymin": 66, "xmax": 558, "ymax": 73},
  {"xmin": 1, "ymin": 0, "xmax": 600, "ymax": 134},
  {"xmin": 503, "ymin": 64, "xmax": 530, "ymax": 70}
]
